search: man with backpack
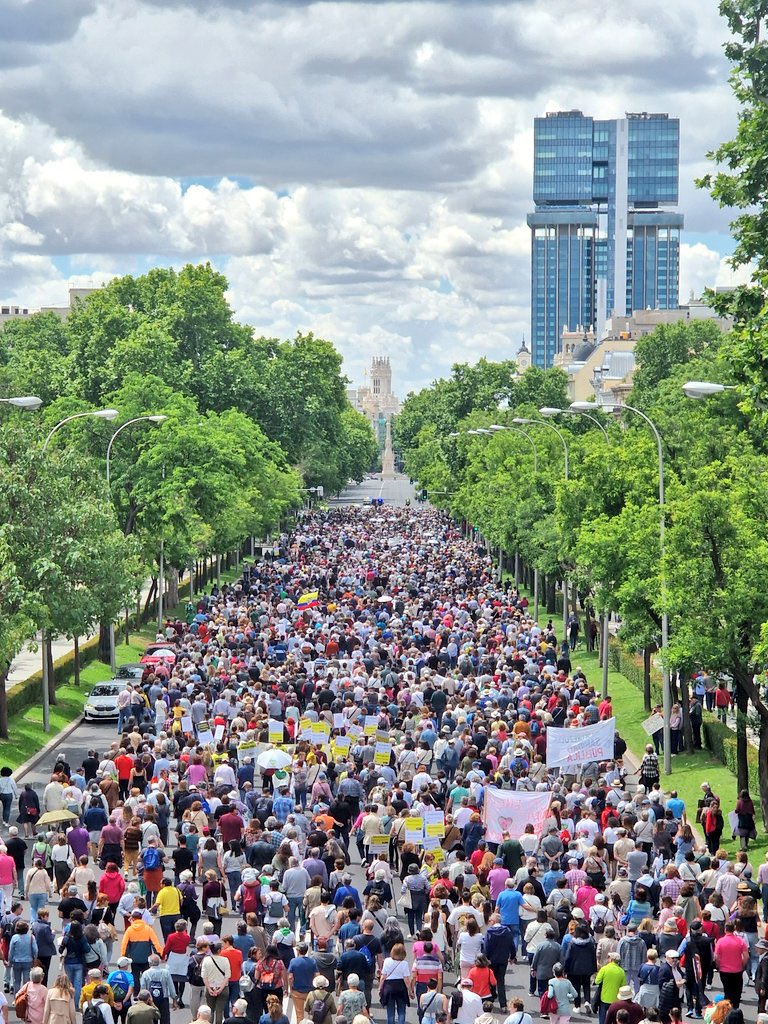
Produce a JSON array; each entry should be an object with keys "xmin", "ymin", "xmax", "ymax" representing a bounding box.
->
[
  {"xmin": 121, "ymin": 910, "xmax": 163, "ymax": 993},
  {"xmin": 234, "ymin": 869, "xmax": 261, "ymax": 921},
  {"xmin": 140, "ymin": 956, "xmax": 176, "ymax": 1024},
  {"xmin": 303, "ymin": 975, "xmax": 336, "ymax": 1024},
  {"xmin": 352, "ymin": 920, "xmax": 382, "ymax": 1008}
]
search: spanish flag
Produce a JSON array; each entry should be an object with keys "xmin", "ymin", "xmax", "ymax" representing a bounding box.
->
[{"xmin": 297, "ymin": 590, "xmax": 319, "ymax": 610}]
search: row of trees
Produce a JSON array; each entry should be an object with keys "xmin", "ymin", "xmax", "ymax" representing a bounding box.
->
[
  {"xmin": 397, "ymin": 321, "xmax": 768, "ymax": 825},
  {"xmin": 0, "ymin": 264, "xmax": 378, "ymax": 736}
]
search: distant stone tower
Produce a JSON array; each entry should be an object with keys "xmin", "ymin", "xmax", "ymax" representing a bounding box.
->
[{"xmin": 370, "ymin": 356, "xmax": 393, "ymax": 398}]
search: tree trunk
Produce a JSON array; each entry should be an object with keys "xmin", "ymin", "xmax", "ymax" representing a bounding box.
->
[
  {"xmin": 47, "ymin": 636, "xmax": 57, "ymax": 705},
  {"xmin": 0, "ymin": 667, "xmax": 8, "ymax": 740},
  {"xmin": 643, "ymin": 647, "xmax": 652, "ymax": 713},
  {"xmin": 124, "ymin": 609, "xmax": 130, "ymax": 646},
  {"xmin": 143, "ymin": 579, "xmax": 157, "ymax": 619},
  {"xmin": 546, "ymin": 576, "xmax": 556, "ymax": 614},
  {"xmin": 98, "ymin": 620, "xmax": 110, "ymax": 664},
  {"xmin": 759, "ymin": 718, "xmax": 768, "ymax": 832},
  {"xmin": 73, "ymin": 637, "xmax": 80, "ymax": 688},
  {"xmin": 735, "ymin": 684, "xmax": 749, "ymax": 794},
  {"xmin": 679, "ymin": 674, "xmax": 694, "ymax": 753},
  {"xmin": 166, "ymin": 566, "xmax": 180, "ymax": 610}
]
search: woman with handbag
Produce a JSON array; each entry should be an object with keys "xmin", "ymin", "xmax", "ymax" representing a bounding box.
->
[
  {"xmin": 543, "ymin": 963, "xmax": 577, "ymax": 1024},
  {"xmin": 378, "ymin": 943, "xmax": 412, "ymax": 1024},
  {"xmin": 17, "ymin": 784, "xmax": 40, "ymax": 839}
]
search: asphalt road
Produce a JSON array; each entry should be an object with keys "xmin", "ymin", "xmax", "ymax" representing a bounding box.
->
[{"xmin": 14, "ymin": 478, "xmax": 760, "ymax": 1023}]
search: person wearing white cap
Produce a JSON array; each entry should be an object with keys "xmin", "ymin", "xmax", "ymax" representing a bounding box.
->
[{"xmin": 452, "ymin": 979, "xmax": 482, "ymax": 1024}]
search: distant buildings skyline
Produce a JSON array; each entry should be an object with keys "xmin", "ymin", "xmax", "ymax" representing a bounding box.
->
[{"xmin": 527, "ymin": 110, "xmax": 683, "ymax": 369}]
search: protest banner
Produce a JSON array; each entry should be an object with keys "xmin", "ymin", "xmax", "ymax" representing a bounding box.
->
[
  {"xmin": 374, "ymin": 742, "xmax": 391, "ymax": 766},
  {"xmin": 482, "ymin": 789, "xmax": 552, "ymax": 844},
  {"xmin": 268, "ymin": 720, "xmax": 284, "ymax": 745},
  {"xmin": 546, "ymin": 718, "xmax": 616, "ymax": 769}
]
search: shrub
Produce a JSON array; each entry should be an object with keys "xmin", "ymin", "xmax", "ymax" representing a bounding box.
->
[
  {"xmin": 701, "ymin": 715, "xmax": 760, "ymax": 797},
  {"xmin": 6, "ymin": 635, "xmax": 100, "ymax": 718}
]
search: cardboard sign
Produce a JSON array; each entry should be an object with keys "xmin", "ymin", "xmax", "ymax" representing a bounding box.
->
[
  {"xmin": 641, "ymin": 713, "xmax": 665, "ymax": 736},
  {"xmin": 423, "ymin": 810, "xmax": 445, "ymax": 837},
  {"xmin": 404, "ymin": 817, "xmax": 424, "ymax": 843},
  {"xmin": 268, "ymin": 720, "xmax": 284, "ymax": 745},
  {"xmin": 374, "ymin": 742, "xmax": 391, "ymax": 766}
]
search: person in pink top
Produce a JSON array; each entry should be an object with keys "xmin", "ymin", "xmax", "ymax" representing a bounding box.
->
[
  {"xmin": 575, "ymin": 881, "xmax": 598, "ymax": 917},
  {"xmin": 21, "ymin": 966, "xmax": 47, "ymax": 1024},
  {"xmin": 0, "ymin": 846, "xmax": 17, "ymax": 907},
  {"xmin": 715, "ymin": 923, "xmax": 749, "ymax": 1007},
  {"xmin": 488, "ymin": 859, "xmax": 510, "ymax": 903},
  {"xmin": 186, "ymin": 760, "xmax": 208, "ymax": 787}
]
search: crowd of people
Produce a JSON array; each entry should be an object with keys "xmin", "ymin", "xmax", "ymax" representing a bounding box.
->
[{"xmin": 0, "ymin": 504, "xmax": 763, "ymax": 1024}]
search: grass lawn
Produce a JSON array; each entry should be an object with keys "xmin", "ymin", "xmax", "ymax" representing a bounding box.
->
[{"xmin": 515, "ymin": 584, "xmax": 768, "ymax": 861}]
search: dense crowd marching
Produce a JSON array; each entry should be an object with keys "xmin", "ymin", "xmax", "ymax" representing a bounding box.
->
[{"xmin": 0, "ymin": 505, "xmax": 763, "ymax": 1024}]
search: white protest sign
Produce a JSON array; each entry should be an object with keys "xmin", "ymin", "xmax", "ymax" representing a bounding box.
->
[
  {"xmin": 546, "ymin": 718, "xmax": 616, "ymax": 769},
  {"xmin": 641, "ymin": 713, "xmax": 665, "ymax": 736}
]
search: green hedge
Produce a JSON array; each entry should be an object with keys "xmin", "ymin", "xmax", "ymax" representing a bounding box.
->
[
  {"xmin": 607, "ymin": 637, "xmax": 664, "ymax": 706},
  {"xmin": 6, "ymin": 635, "xmax": 100, "ymax": 717},
  {"xmin": 702, "ymin": 715, "xmax": 760, "ymax": 797}
]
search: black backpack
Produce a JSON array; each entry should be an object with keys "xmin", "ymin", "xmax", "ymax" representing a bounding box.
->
[
  {"xmin": 310, "ymin": 994, "xmax": 328, "ymax": 1024},
  {"xmin": 82, "ymin": 1004, "xmax": 102, "ymax": 1024}
]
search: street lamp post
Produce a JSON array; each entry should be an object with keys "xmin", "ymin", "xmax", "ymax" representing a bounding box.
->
[
  {"xmin": 39, "ymin": 407, "xmax": 119, "ymax": 731},
  {"xmin": 544, "ymin": 404, "xmax": 611, "ymax": 442},
  {"xmin": 105, "ymin": 415, "xmax": 167, "ymax": 670},
  {"xmin": 489, "ymin": 424, "xmax": 541, "ymax": 608},
  {"xmin": 615, "ymin": 402, "xmax": 672, "ymax": 775},
  {"xmin": 515, "ymin": 415, "xmax": 571, "ymax": 636}
]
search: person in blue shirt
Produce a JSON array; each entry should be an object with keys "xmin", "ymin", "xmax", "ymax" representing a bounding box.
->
[
  {"xmin": 495, "ymin": 879, "xmax": 536, "ymax": 959},
  {"xmin": 287, "ymin": 943, "xmax": 317, "ymax": 1024},
  {"xmin": 333, "ymin": 876, "xmax": 362, "ymax": 910},
  {"xmin": 666, "ymin": 791, "xmax": 686, "ymax": 823}
]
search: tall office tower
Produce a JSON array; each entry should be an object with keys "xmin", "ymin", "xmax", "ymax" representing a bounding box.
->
[{"xmin": 527, "ymin": 110, "xmax": 683, "ymax": 368}]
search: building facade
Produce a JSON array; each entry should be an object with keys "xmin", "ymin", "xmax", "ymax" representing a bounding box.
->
[
  {"xmin": 528, "ymin": 110, "xmax": 683, "ymax": 368},
  {"xmin": 347, "ymin": 356, "xmax": 401, "ymax": 454}
]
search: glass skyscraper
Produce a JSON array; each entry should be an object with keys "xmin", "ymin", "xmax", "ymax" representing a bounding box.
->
[{"xmin": 528, "ymin": 110, "xmax": 683, "ymax": 368}]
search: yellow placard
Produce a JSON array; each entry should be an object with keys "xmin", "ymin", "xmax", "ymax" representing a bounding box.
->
[
  {"xmin": 404, "ymin": 817, "xmax": 424, "ymax": 841},
  {"xmin": 268, "ymin": 720, "xmax": 284, "ymax": 745},
  {"xmin": 374, "ymin": 742, "xmax": 391, "ymax": 766},
  {"xmin": 312, "ymin": 722, "xmax": 331, "ymax": 742},
  {"xmin": 364, "ymin": 716, "xmax": 378, "ymax": 737},
  {"xmin": 368, "ymin": 834, "xmax": 390, "ymax": 849}
]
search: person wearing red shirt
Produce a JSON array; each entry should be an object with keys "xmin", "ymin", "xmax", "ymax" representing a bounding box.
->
[
  {"xmin": 598, "ymin": 696, "xmax": 613, "ymax": 720},
  {"xmin": 218, "ymin": 809, "xmax": 245, "ymax": 846},
  {"xmin": 162, "ymin": 919, "xmax": 192, "ymax": 1008},
  {"xmin": 220, "ymin": 934, "xmax": 243, "ymax": 1010},
  {"xmin": 115, "ymin": 753, "xmax": 134, "ymax": 799}
]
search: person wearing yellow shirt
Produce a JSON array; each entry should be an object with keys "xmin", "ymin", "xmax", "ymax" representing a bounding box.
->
[{"xmin": 151, "ymin": 877, "xmax": 183, "ymax": 941}]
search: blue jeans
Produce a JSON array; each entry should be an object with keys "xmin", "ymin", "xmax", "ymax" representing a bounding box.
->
[
  {"xmin": 386, "ymin": 997, "xmax": 407, "ymax": 1024},
  {"xmin": 65, "ymin": 962, "xmax": 83, "ymax": 1006},
  {"xmin": 287, "ymin": 896, "xmax": 304, "ymax": 930},
  {"xmin": 29, "ymin": 893, "xmax": 47, "ymax": 921},
  {"xmin": 117, "ymin": 706, "xmax": 130, "ymax": 733},
  {"xmin": 12, "ymin": 964, "xmax": 31, "ymax": 994}
]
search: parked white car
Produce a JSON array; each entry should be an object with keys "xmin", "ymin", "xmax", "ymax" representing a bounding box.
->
[{"xmin": 83, "ymin": 663, "xmax": 143, "ymax": 721}]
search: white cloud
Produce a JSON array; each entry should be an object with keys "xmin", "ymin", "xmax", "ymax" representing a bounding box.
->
[{"xmin": 0, "ymin": 0, "xmax": 746, "ymax": 392}]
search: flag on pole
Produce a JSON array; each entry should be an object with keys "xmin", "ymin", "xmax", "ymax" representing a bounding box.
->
[{"xmin": 297, "ymin": 590, "xmax": 319, "ymax": 610}]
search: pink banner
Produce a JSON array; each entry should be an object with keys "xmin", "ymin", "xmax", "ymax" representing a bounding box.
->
[{"xmin": 482, "ymin": 789, "xmax": 552, "ymax": 844}]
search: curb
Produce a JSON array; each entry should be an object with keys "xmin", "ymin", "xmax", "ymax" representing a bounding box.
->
[{"xmin": 13, "ymin": 714, "xmax": 84, "ymax": 783}]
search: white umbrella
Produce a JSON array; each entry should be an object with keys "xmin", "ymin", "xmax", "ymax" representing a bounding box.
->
[
  {"xmin": 378, "ymin": 595, "xmax": 393, "ymax": 603},
  {"xmin": 257, "ymin": 748, "xmax": 292, "ymax": 770}
]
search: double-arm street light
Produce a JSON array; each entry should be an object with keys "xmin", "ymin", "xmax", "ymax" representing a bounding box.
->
[
  {"xmin": 39, "ymin": 407, "xmax": 118, "ymax": 731},
  {"xmin": 42, "ymin": 408, "xmax": 119, "ymax": 453},
  {"xmin": 543, "ymin": 404, "xmax": 611, "ymax": 442},
  {"xmin": 105, "ymin": 415, "xmax": 168, "ymax": 670}
]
